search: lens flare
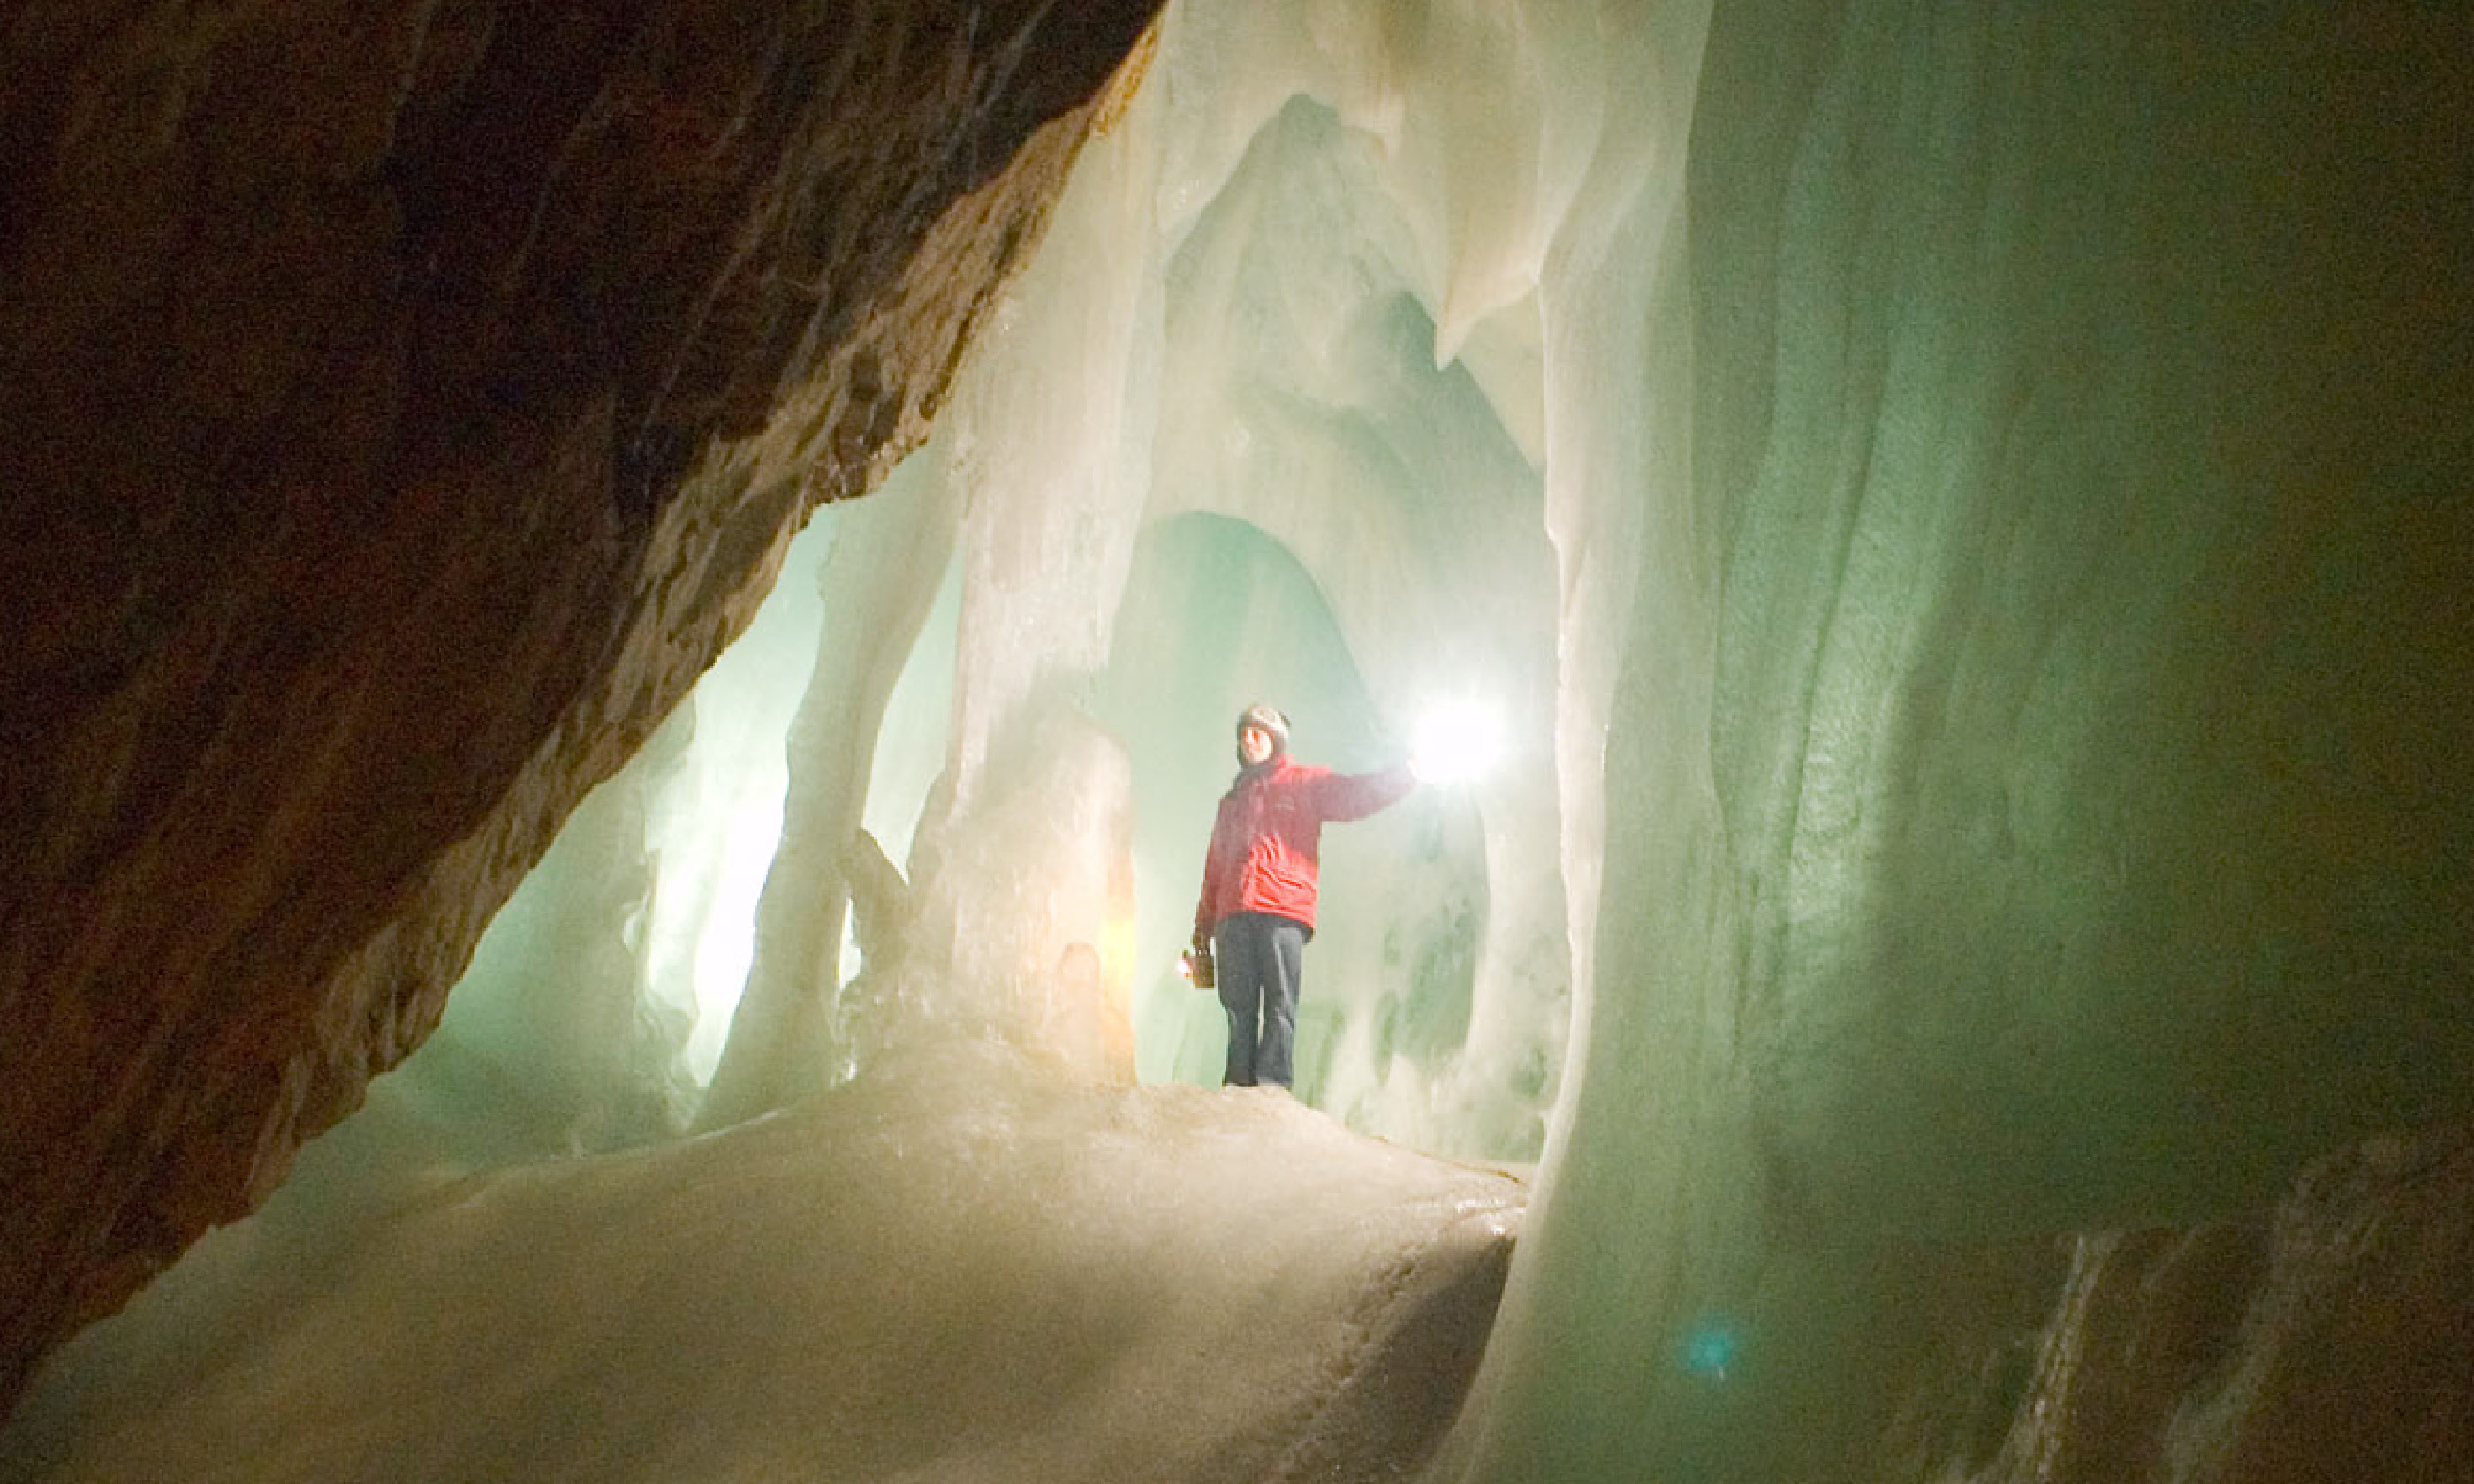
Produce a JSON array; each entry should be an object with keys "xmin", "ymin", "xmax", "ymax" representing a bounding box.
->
[{"xmin": 1681, "ymin": 1317, "xmax": 1741, "ymax": 1382}]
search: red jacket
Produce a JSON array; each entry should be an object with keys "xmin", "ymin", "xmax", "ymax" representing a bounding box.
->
[{"xmin": 1194, "ymin": 754, "xmax": 1415, "ymax": 940}]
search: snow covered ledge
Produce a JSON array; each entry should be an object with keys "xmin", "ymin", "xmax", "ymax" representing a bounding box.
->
[{"xmin": 8, "ymin": 1044, "xmax": 1520, "ymax": 1484}]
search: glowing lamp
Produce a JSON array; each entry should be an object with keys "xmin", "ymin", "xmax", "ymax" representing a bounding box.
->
[{"xmin": 1410, "ymin": 698, "xmax": 1501, "ymax": 785}]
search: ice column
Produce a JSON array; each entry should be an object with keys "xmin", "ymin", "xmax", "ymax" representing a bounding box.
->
[
  {"xmin": 697, "ymin": 456, "xmax": 961, "ymax": 1125},
  {"xmin": 837, "ymin": 72, "xmax": 1171, "ymax": 1085}
]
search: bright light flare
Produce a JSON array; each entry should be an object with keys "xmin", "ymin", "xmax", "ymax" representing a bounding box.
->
[{"xmin": 1410, "ymin": 698, "xmax": 1502, "ymax": 785}]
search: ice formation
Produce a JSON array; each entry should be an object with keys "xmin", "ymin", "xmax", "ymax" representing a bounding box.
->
[
  {"xmin": 3, "ymin": 1047, "xmax": 1520, "ymax": 1484},
  {"xmin": 382, "ymin": 0, "xmax": 1590, "ymax": 1169},
  {"xmin": 9, "ymin": 0, "xmax": 2467, "ymax": 1480}
]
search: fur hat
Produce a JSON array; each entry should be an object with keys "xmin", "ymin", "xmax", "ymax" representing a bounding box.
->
[{"xmin": 1235, "ymin": 703, "xmax": 1290, "ymax": 755}]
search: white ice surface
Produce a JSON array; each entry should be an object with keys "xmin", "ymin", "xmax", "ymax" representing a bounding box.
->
[{"xmin": 4, "ymin": 1045, "xmax": 1520, "ymax": 1484}]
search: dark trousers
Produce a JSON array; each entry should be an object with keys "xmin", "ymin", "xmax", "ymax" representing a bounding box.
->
[{"xmin": 1214, "ymin": 912, "xmax": 1308, "ymax": 1087}]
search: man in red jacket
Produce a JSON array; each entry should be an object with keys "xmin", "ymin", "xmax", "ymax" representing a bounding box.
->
[{"xmin": 1192, "ymin": 703, "xmax": 1416, "ymax": 1088}]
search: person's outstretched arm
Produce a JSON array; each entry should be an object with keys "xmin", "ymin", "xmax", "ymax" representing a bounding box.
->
[{"xmin": 1309, "ymin": 759, "xmax": 1416, "ymax": 822}]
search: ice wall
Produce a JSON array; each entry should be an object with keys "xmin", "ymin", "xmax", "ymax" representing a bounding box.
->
[
  {"xmin": 413, "ymin": 707, "xmax": 697, "ymax": 1157},
  {"xmin": 1457, "ymin": 5, "xmax": 2474, "ymax": 1481}
]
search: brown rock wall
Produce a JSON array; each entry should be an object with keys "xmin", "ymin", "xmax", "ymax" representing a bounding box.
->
[
  {"xmin": 0, "ymin": 0, "xmax": 1160, "ymax": 1414},
  {"xmin": 1858, "ymin": 1124, "xmax": 2474, "ymax": 1484}
]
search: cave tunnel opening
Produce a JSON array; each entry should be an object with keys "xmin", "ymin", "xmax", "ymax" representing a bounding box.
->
[{"xmin": 369, "ymin": 49, "xmax": 1582, "ymax": 1170}]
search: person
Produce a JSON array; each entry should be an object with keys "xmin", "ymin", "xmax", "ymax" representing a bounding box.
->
[{"xmin": 1191, "ymin": 703, "xmax": 1415, "ymax": 1089}]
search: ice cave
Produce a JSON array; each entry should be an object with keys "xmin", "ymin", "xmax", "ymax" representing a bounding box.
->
[{"xmin": 1, "ymin": 1, "xmax": 2469, "ymax": 1481}]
